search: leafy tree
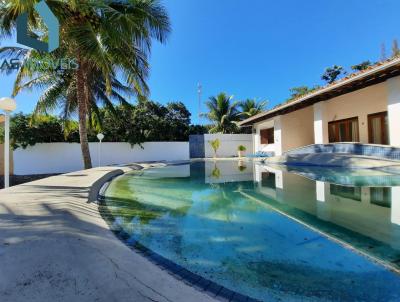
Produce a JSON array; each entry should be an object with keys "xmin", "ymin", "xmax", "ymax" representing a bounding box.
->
[
  {"xmin": 392, "ymin": 39, "xmax": 400, "ymax": 57},
  {"xmin": 100, "ymin": 100, "xmax": 192, "ymax": 145},
  {"xmin": 0, "ymin": 100, "xmax": 193, "ymax": 149},
  {"xmin": 321, "ymin": 65, "xmax": 346, "ymax": 84},
  {"xmin": 0, "ymin": 113, "xmax": 82, "ymax": 149},
  {"xmin": 189, "ymin": 124, "xmax": 209, "ymax": 135},
  {"xmin": 164, "ymin": 102, "xmax": 191, "ymax": 141},
  {"xmin": 351, "ymin": 61, "xmax": 372, "ymax": 72},
  {"xmin": 239, "ymin": 99, "xmax": 267, "ymax": 119},
  {"xmin": 0, "ymin": 0, "xmax": 170, "ymax": 169},
  {"xmin": 203, "ymin": 93, "xmax": 241, "ymax": 133}
]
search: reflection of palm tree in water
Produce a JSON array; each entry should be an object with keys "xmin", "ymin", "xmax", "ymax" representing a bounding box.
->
[
  {"xmin": 211, "ymin": 163, "xmax": 221, "ymax": 179},
  {"xmin": 207, "ymin": 182, "xmax": 240, "ymax": 222}
]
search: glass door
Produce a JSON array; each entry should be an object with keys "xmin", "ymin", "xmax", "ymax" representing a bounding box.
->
[
  {"xmin": 368, "ymin": 112, "xmax": 389, "ymax": 145},
  {"xmin": 328, "ymin": 117, "xmax": 359, "ymax": 143}
]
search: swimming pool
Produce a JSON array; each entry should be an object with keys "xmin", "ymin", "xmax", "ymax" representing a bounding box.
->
[{"xmin": 103, "ymin": 160, "xmax": 400, "ymax": 301}]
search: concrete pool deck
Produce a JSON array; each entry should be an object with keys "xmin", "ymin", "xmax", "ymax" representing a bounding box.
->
[{"xmin": 0, "ymin": 166, "xmax": 216, "ymax": 302}]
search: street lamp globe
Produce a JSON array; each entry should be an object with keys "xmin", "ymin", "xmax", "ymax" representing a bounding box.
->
[{"xmin": 0, "ymin": 97, "xmax": 17, "ymax": 112}]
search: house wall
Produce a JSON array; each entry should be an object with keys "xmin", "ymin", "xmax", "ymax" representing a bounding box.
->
[
  {"xmin": 324, "ymin": 82, "xmax": 388, "ymax": 144},
  {"xmin": 252, "ymin": 81, "xmax": 392, "ymax": 155},
  {"xmin": 13, "ymin": 142, "xmax": 189, "ymax": 175},
  {"xmin": 281, "ymin": 106, "xmax": 314, "ymax": 152},
  {"xmin": 253, "ymin": 106, "xmax": 314, "ymax": 155},
  {"xmin": 387, "ymin": 76, "xmax": 400, "ymax": 146}
]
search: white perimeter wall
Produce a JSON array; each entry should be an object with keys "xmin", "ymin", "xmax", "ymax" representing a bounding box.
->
[
  {"xmin": 13, "ymin": 142, "xmax": 189, "ymax": 175},
  {"xmin": 204, "ymin": 134, "xmax": 252, "ymax": 158}
]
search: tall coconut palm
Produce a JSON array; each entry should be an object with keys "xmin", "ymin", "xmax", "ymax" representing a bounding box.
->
[
  {"xmin": 203, "ymin": 93, "xmax": 241, "ymax": 134},
  {"xmin": 0, "ymin": 0, "xmax": 170, "ymax": 168},
  {"xmin": 239, "ymin": 98, "xmax": 267, "ymax": 119}
]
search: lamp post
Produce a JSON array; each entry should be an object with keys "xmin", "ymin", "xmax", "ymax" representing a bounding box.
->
[
  {"xmin": 97, "ymin": 133, "xmax": 104, "ymax": 167},
  {"xmin": 0, "ymin": 97, "xmax": 17, "ymax": 188}
]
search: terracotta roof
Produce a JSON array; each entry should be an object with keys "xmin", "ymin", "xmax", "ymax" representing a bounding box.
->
[{"xmin": 239, "ymin": 56, "xmax": 400, "ymax": 126}]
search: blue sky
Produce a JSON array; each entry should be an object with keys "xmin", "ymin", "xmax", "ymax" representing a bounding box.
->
[{"xmin": 1, "ymin": 0, "xmax": 400, "ymax": 124}]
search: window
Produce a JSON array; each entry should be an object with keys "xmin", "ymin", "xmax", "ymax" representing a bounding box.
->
[
  {"xmin": 261, "ymin": 172, "xmax": 276, "ymax": 188},
  {"xmin": 260, "ymin": 128, "xmax": 274, "ymax": 144},
  {"xmin": 370, "ymin": 187, "xmax": 391, "ymax": 208},
  {"xmin": 328, "ymin": 117, "xmax": 359, "ymax": 143},
  {"xmin": 330, "ymin": 184, "xmax": 361, "ymax": 201},
  {"xmin": 368, "ymin": 112, "xmax": 389, "ymax": 145}
]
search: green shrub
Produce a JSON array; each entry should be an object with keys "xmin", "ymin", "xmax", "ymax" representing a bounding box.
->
[{"xmin": 238, "ymin": 145, "xmax": 246, "ymax": 152}]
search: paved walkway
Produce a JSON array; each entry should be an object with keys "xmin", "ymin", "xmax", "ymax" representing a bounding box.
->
[{"xmin": 0, "ymin": 167, "xmax": 216, "ymax": 302}]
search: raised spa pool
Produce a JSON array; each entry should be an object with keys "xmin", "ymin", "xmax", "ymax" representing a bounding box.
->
[{"xmin": 103, "ymin": 160, "xmax": 400, "ymax": 301}]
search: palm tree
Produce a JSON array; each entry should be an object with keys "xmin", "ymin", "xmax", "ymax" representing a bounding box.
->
[
  {"xmin": 203, "ymin": 93, "xmax": 241, "ymax": 134},
  {"xmin": 0, "ymin": 0, "xmax": 170, "ymax": 168},
  {"xmin": 239, "ymin": 98, "xmax": 267, "ymax": 119},
  {"xmin": 10, "ymin": 56, "xmax": 135, "ymax": 132}
]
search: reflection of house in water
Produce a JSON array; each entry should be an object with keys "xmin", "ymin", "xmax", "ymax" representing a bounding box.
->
[{"xmin": 252, "ymin": 163, "xmax": 400, "ymax": 251}]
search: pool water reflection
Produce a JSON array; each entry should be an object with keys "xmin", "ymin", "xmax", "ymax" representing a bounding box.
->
[{"xmin": 104, "ymin": 160, "xmax": 400, "ymax": 302}]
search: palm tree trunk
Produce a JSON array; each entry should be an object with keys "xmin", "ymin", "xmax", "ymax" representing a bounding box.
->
[{"xmin": 76, "ymin": 58, "xmax": 92, "ymax": 169}]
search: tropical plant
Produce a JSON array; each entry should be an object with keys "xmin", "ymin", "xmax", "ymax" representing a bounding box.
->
[
  {"xmin": 238, "ymin": 145, "xmax": 246, "ymax": 152},
  {"xmin": 239, "ymin": 98, "xmax": 267, "ymax": 119},
  {"xmin": 351, "ymin": 61, "xmax": 372, "ymax": 72},
  {"xmin": 321, "ymin": 65, "xmax": 346, "ymax": 84},
  {"xmin": 0, "ymin": 0, "xmax": 170, "ymax": 168},
  {"xmin": 237, "ymin": 144, "xmax": 246, "ymax": 158},
  {"xmin": 209, "ymin": 138, "xmax": 220, "ymax": 158},
  {"xmin": 203, "ymin": 93, "xmax": 241, "ymax": 133}
]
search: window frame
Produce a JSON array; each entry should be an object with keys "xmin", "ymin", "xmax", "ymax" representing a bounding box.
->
[
  {"xmin": 368, "ymin": 111, "xmax": 389, "ymax": 145},
  {"xmin": 260, "ymin": 128, "xmax": 274, "ymax": 145},
  {"xmin": 328, "ymin": 116, "xmax": 360, "ymax": 143}
]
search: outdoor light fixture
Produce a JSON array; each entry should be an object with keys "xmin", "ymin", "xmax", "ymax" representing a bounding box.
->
[
  {"xmin": 0, "ymin": 97, "xmax": 17, "ymax": 188},
  {"xmin": 97, "ymin": 133, "xmax": 104, "ymax": 167}
]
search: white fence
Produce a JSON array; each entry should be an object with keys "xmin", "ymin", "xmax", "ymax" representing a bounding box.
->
[
  {"xmin": 13, "ymin": 142, "xmax": 189, "ymax": 175},
  {"xmin": 204, "ymin": 134, "xmax": 253, "ymax": 158}
]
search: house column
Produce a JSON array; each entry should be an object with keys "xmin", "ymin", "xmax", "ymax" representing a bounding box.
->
[
  {"xmin": 387, "ymin": 76, "xmax": 400, "ymax": 147},
  {"xmin": 274, "ymin": 116, "xmax": 283, "ymax": 156},
  {"xmin": 391, "ymin": 187, "xmax": 400, "ymax": 226},
  {"xmin": 316, "ymin": 181, "xmax": 331, "ymax": 221},
  {"xmin": 313, "ymin": 102, "xmax": 329, "ymax": 144}
]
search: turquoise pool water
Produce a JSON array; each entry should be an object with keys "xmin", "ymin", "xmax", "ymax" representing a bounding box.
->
[{"xmin": 103, "ymin": 160, "xmax": 400, "ymax": 301}]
